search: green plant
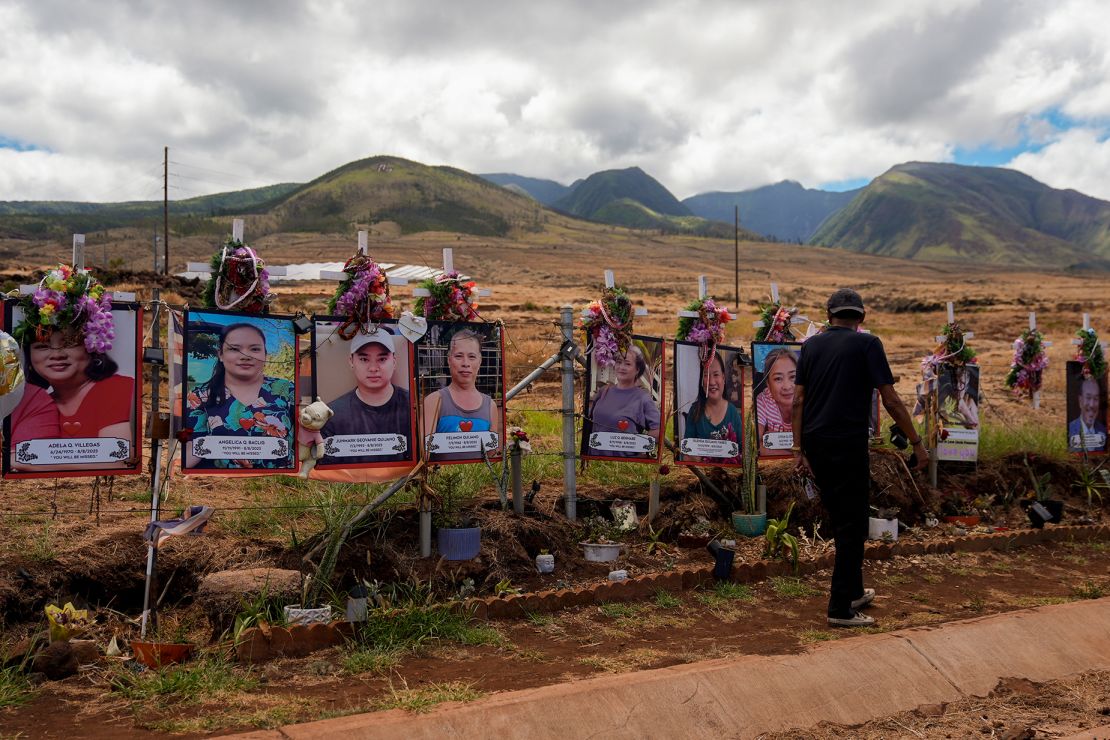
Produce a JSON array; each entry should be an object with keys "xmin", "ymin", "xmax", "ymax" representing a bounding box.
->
[
  {"xmin": 1022, "ymin": 456, "xmax": 1054, "ymax": 503},
  {"xmin": 1073, "ymin": 458, "xmax": 1109, "ymax": 507},
  {"xmin": 643, "ymin": 524, "xmax": 670, "ymax": 555},
  {"xmin": 764, "ymin": 502, "xmax": 800, "ymax": 571},
  {"xmin": 494, "ymin": 579, "xmax": 521, "ymax": 597},
  {"xmin": 770, "ymin": 576, "xmax": 821, "ymax": 599},
  {"xmin": 231, "ymin": 585, "xmax": 292, "ymax": 642},
  {"xmin": 581, "ymin": 515, "xmax": 620, "ymax": 544},
  {"xmin": 432, "ymin": 468, "xmax": 475, "ymax": 529},
  {"xmin": 110, "ymin": 658, "xmax": 256, "ymax": 703},
  {"xmin": 1071, "ymin": 580, "xmax": 1105, "ymax": 600},
  {"xmin": 739, "ymin": 413, "xmax": 759, "ymax": 514}
]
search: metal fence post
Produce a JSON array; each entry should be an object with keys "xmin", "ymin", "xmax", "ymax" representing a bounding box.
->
[
  {"xmin": 511, "ymin": 447, "xmax": 523, "ymax": 514},
  {"xmin": 560, "ymin": 305, "xmax": 577, "ymax": 521}
]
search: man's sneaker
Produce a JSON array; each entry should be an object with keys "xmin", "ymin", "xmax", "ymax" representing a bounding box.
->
[
  {"xmin": 827, "ymin": 611, "xmax": 876, "ymax": 628},
  {"xmin": 851, "ymin": 588, "xmax": 876, "ymax": 610}
]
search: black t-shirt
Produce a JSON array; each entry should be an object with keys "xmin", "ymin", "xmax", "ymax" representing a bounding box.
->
[
  {"xmin": 795, "ymin": 327, "xmax": 894, "ymax": 440},
  {"xmin": 319, "ymin": 386, "xmax": 412, "ymax": 464}
]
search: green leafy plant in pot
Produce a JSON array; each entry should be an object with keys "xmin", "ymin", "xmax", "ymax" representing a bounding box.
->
[
  {"xmin": 433, "ymin": 468, "xmax": 482, "ymax": 560},
  {"xmin": 1022, "ymin": 456, "xmax": 1063, "ymax": 528},
  {"xmin": 732, "ymin": 412, "xmax": 767, "ymax": 536},
  {"xmin": 580, "ymin": 515, "xmax": 624, "ymax": 562}
]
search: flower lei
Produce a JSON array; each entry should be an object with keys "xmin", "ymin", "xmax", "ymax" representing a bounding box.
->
[
  {"xmin": 202, "ymin": 236, "xmax": 272, "ymax": 313},
  {"xmin": 1075, "ymin": 328, "xmax": 1107, "ymax": 380},
  {"xmin": 415, "ymin": 271, "xmax": 478, "ymax": 321},
  {"xmin": 13, "ymin": 264, "xmax": 115, "ymax": 354},
  {"xmin": 327, "ymin": 253, "xmax": 394, "ymax": 339},
  {"xmin": 677, "ymin": 296, "xmax": 732, "ymax": 377},
  {"xmin": 581, "ymin": 286, "xmax": 633, "ymax": 368},
  {"xmin": 1004, "ymin": 328, "xmax": 1048, "ymax": 397},
  {"xmin": 754, "ymin": 302, "xmax": 797, "ymax": 342}
]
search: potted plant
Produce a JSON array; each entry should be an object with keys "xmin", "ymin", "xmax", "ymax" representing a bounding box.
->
[
  {"xmin": 131, "ymin": 614, "xmax": 195, "ymax": 669},
  {"xmin": 940, "ymin": 489, "xmax": 981, "ymax": 527},
  {"xmin": 1023, "ymin": 457, "xmax": 1063, "ymax": 528},
  {"xmin": 732, "ymin": 414, "xmax": 767, "ymax": 536},
  {"xmin": 677, "ymin": 518, "xmax": 717, "ymax": 548},
  {"xmin": 580, "ymin": 515, "xmax": 623, "ymax": 562},
  {"xmin": 868, "ymin": 506, "xmax": 899, "ymax": 541},
  {"xmin": 434, "ymin": 468, "xmax": 482, "ymax": 560}
]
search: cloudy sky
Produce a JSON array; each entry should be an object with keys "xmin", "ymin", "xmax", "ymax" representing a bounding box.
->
[{"xmin": 2, "ymin": 0, "xmax": 1110, "ymax": 202}]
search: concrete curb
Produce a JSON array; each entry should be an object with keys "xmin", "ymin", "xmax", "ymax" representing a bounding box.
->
[
  {"xmin": 235, "ymin": 523, "xmax": 1109, "ymax": 663},
  {"xmin": 231, "ymin": 597, "xmax": 1110, "ymax": 739}
]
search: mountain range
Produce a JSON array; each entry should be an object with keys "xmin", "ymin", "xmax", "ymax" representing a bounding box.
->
[{"xmin": 3, "ymin": 155, "xmax": 1109, "ymax": 270}]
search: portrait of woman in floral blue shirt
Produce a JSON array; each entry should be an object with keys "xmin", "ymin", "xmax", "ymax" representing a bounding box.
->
[{"xmin": 185, "ymin": 322, "xmax": 294, "ymax": 469}]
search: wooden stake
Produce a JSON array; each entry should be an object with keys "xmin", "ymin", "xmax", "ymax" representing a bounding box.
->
[
  {"xmin": 72, "ymin": 234, "xmax": 85, "ymax": 270},
  {"xmin": 698, "ymin": 275, "xmax": 708, "ymax": 300},
  {"xmin": 232, "ymin": 219, "xmax": 244, "ymax": 242},
  {"xmin": 770, "ymin": 282, "xmax": 779, "ymax": 303},
  {"xmin": 604, "ymin": 269, "xmax": 615, "ymax": 289},
  {"xmin": 947, "ymin": 302, "xmax": 955, "ymax": 323},
  {"xmin": 358, "ymin": 230, "xmax": 368, "ymax": 255},
  {"xmin": 442, "ymin": 248, "xmax": 454, "ymax": 274}
]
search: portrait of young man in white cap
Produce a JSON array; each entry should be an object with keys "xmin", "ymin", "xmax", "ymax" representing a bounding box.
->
[{"xmin": 317, "ymin": 326, "xmax": 413, "ymax": 465}]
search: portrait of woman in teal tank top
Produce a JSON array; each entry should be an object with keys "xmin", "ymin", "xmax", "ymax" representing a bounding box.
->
[{"xmin": 421, "ymin": 327, "xmax": 503, "ymax": 461}]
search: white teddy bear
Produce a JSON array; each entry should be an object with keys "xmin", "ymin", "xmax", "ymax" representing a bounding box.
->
[{"xmin": 297, "ymin": 397, "xmax": 334, "ymax": 478}]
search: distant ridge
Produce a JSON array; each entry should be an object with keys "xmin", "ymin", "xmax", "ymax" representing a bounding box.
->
[
  {"xmin": 479, "ymin": 173, "xmax": 570, "ymax": 205},
  {"xmin": 810, "ymin": 162, "xmax": 1110, "ymax": 268},
  {"xmin": 683, "ymin": 181, "xmax": 861, "ymax": 242}
]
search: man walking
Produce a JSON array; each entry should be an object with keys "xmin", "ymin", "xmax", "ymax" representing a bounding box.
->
[{"xmin": 792, "ymin": 289, "xmax": 927, "ymax": 627}]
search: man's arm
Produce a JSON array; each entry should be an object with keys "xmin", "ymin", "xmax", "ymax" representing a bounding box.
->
[
  {"xmin": 791, "ymin": 384, "xmax": 809, "ymax": 473},
  {"xmin": 878, "ymin": 384, "xmax": 927, "ymax": 470}
]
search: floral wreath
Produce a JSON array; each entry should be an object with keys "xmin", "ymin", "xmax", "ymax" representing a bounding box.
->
[
  {"xmin": 1075, "ymin": 328, "xmax": 1107, "ymax": 380},
  {"xmin": 677, "ymin": 296, "xmax": 732, "ymax": 376},
  {"xmin": 1004, "ymin": 328, "xmax": 1048, "ymax": 398},
  {"xmin": 13, "ymin": 264, "xmax": 115, "ymax": 353},
  {"xmin": 327, "ymin": 253, "xmax": 394, "ymax": 339},
  {"xmin": 922, "ymin": 321, "xmax": 977, "ymax": 373},
  {"xmin": 415, "ymin": 271, "xmax": 479, "ymax": 321},
  {"xmin": 754, "ymin": 302, "xmax": 797, "ymax": 343},
  {"xmin": 202, "ymin": 236, "xmax": 272, "ymax": 313},
  {"xmin": 581, "ymin": 286, "xmax": 633, "ymax": 368}
]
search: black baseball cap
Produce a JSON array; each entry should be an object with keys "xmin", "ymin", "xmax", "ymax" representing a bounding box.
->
[{"xmin": 827, "ymin": 288, "xmax": 865, "ymax": 316}]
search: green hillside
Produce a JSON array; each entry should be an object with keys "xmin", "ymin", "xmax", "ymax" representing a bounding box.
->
[
  {"xmin": 480, "ymin": 173, "xmax": 570, "ymax": 205},
  {"xmin": 554, "ymin": 167, "xmax": 691, "ymax": 221},
  {"xmin": 810, "ymin": 162, "xmax": 1110, "ymax": 267},
  {"xmin": 0, "ymin": 184, "xmax": 300, "ymax": 238},
  {"xmin": 266, "ymin": 156, "xmax": 545, "ymax": 236}
]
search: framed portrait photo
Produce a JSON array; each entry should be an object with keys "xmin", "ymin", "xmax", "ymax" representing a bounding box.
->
[
  {"xmin": 2, "ymin": 299, "xmax": 143, "ymax": 479},
  {"xmin": 311, "ymin": 318, "xmax": 418, "ymax": 469},
  {"xmin": 581, "ymin": 334, "xmax": 665, "ymax": 464},
  {"xmin": 673, "ymin": 340, "xmax": 744, "ymax": 467},
  {"xmin": 935, "ymin": 363, "xmax": 980, "ymax": 462},
  {"xmin": 181, "ymin": 308, "xmax": 298, "ymax": 474},
  {"xmin": 415, "ymin": 321, "xmax": 506, "ymax": 465},
  {"xmin": 1066, "ymin": 361, "xmax": 1107, "ymax": 455},
  {"xmin": 751, "ymin": 341, "xmax": 801, "ymax": 460}
]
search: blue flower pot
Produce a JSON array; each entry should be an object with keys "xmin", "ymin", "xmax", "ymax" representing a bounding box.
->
[
  {"xmin": 437, "ymin": 527, "xmax": 482, "ymax": 560},
  {"xmin": 732, "ymin": 512, "xmax": 767, "ymax": 537}
]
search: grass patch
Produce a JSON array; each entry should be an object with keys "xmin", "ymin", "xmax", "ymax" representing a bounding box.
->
[
  {"xmin": 921, "ymin": 573, "xmax": 944, "ymax": 584},
  {"xmin": 148, "ymin": 701, "xmax": 307, "ymax": 733},
  {"xmin": 373, "ymin": 681, "xmax": 485, "ymax": 713},
  {"xmin": 798, "ymin": 630, "xmax": 838, "ymax": 643},
  {"xmin": 110, "ymin": 658, "xmax": 256, "ymax": 704},
  {"xmin": 524, "ymin": 611, "xmax": 555, "ymax": 627},
  {"xmin": 351, "ymin": 605, "xmax": 504, "ymax": 653},
  {"xmin": 653, "ymin": 589, "xmax": 681, "ymax": 609},
  {"xmin": 1009, "ymin": 595, "xmax": 1071, "ymax": 608},
  {"xmin": 343, "ymin": 647, "xmax": 403, "ymax": 675},
  {"xmin": 713, "ymin": 582, "xmax": 754, "ymax": 601},
  {"xmin": 978, "ymin": 419, "xmax": 1068, "ymax": 460},
  {"xmin": 879, "ymin": 573, "xmax": 912, "ymax": 586},
  {"xmin": 0, "ymin": 665, "xmax": 34, "ymax": 709},
  {"xmin": 770, "ymin": 577, "xmax": 821, "ymax": 599},
  {"xmin": 1071, "ymin": 581, "xmax": 1105, "ymax": 600},
  {"xmin": 598, "ymin": 602, "xmax": 644, "ymax": 619},
  {"xmin": 578, "ymin": 648, "xmax": 666, "ymax": 673}
]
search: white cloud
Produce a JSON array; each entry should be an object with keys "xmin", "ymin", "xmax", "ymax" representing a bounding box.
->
[
  {"xmin": 1, "ymin": 0, "xmax": 1110, "ymax": 201},
  {"xmin": 1006, "ymin": 128, "xmax": 1110, "ymax": 199}
]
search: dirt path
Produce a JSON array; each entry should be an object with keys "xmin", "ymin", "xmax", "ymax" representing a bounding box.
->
[{"xmin": 2, "ymin": 539, "xmax": 1108, "ymax": 737}]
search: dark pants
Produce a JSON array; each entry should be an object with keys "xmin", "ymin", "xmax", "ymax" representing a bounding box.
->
[{"xmin": 804, "ymin": 435, "xmax": 870, "ymax": 618}]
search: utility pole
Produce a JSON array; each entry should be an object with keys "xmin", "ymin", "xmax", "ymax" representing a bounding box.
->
[
  {"xmin": 734, "ymin": 205, "xmax": 740, "ymax": 310},
  {"xmin": 163, "ymin": 146, "xmax": 169, "ymax": 275}
]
